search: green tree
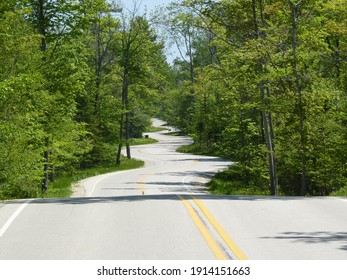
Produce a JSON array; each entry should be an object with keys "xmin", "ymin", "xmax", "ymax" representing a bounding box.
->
[
  {"xmin": 164, "ymin": 0, "xmax": 347, "ymax": 196},
  {"xmin": 0, "ymin": 1, "xmax": 47, "ymax": 198},
  {"xmin": 116, "ymin": 4, "xmax": 167, "ymax": 165},
  {"xmin": 28, "ymin": 0, "xmax": 95, "ymax": 190},
  {"xmin": 77, "ymin": 0, "xmax": 123, "ymax": 167}
]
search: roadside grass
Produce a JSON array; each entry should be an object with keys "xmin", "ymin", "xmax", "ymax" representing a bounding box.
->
[
  {"xmin": 1, "ymin": 136, "xmax": 156, "ymax": 201},
  {"xmin": 145, "ymin": 125, "xmax": 166, "ymax": 133},
  {"xmin": 129, "ymin": 137, "xmax": 158, "ymax": 146},
  {"xmin": 175, "ymin": 134, "xmax": 347, "ymax": 197},
  {"xmin": 43, "ymin": 158, "xmax": 144, "ymax": 198},
  {"xmin": 176, "ymin": 142, "xmax": 218, "ymax": 157},
  {"xmin": 207, "ymin": 167, "xmax": 271, "ymax": 196},
  {"xmin": 330, "ymin": 186, "xmax": 347, "ymax": 197},
  {"xmin": 166, "ymin": 130, "xmax": 186, "ymax": 136},
  {"xmin": 175, "ymin": 140, "xmax": 270, "ymax": 196}
]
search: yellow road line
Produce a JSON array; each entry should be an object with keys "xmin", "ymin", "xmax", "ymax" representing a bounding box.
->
[
  {"xmin": 190, "ymin": 196, "xmax": 248, "ymax": 260},
  {"xmin": 136, "ymin": 174, "xmax": 149, "ymax": 195},
  {"xmin": 178, "ymin": 195, "xmax": 227, "ymax": 260}
]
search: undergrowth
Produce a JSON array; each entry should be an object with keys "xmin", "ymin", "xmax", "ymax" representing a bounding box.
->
[{"xmin": 42, "ymin": 158, "xmax": 144, "ymax": 198}]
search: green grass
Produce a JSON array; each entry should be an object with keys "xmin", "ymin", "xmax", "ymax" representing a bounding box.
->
[
  {"xmin": 176, "ymin": 142, "xmax": 218, "ymax": 156},
  {"xmin": 42, "ymin": 158, "xmax": 144, "ymax": 198},
  {"xmin": 166, "ymin": 130, "xmax": 186, "ymax": 136},
  {"xmin": 207, "ymin": 166, "xmax": 271, "ymax": 196},
  {"xmin": 330, "ymin": 186, "xmax": 347, "ymax": 197},
  {"xmin": 175, "ymin": 140, "xmax": 270, "ymax": 195},
  {"xmin": 174, "ymin": 137, "xmax": 347, "ymax": 197},
  {"xmin": 129, "ymin": 137, "xmax": 158, "ymax": 146},
  {"xmin": 176, "ymin": 143, "xmax": 267, "ymax": 195},
  {"xmin": 145, "ymin": 125, "xmax": 166, "ymax": 132}
]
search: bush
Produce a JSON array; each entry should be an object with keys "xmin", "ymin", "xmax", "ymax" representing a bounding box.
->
[{"xmin": 208, "ymin": 164, "xmax": 271, "ymax": 195}]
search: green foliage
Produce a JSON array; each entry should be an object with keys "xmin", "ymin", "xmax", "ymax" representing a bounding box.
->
[
  {"xmin": 2, "ymin": 0, "xmax": 345, "ymax": 199},
  {"xmin": 161, "ymin": 0, "xmax": 347, "ymax": 196},
  {"xmin": 129, "ymin": 137, "xmax": 158, "ymax": 146},
  {"xmin": 208, "ymin": 164, "xmax": 271, "ymax": 196},
  {"xmin": 128, "ymin": 108, "xmax": 152, "ymax": 138},
  {"xmin": 330, "ymin": 185, "xmax": 347, "ymax": 197},
  {"xmin": 0, "ymin": 3, "xmax": 47, "ymax": 199},
  {"xmin": 0, "ymin": 0, "xmax": 171, "ymax": 200},
  {"xmin": 43, "ymin": 158, "xmax": 145, "ymax": 198},
  {"xmin": 145, "ymin": 126, "xmax": 166, "ymax": 133},
  {"xmin": 0, "ymin": 74, "xmax": 47, "ymax": 199},
  {"xmin": 176, "ymin": 142, "xmax": 218, "ymax": 157}
]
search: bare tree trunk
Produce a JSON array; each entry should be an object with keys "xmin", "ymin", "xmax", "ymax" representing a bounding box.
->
[{"xmin": 260, "ymin": 80, "xmax": 278, "ymax": 195}]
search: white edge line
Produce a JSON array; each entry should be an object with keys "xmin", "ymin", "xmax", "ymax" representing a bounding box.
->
[
  {"xmin": 0, "ymin": 200, "xmax": 32, "ymax": 238},
  {"xmin": 86, "ymin": 157, "xmax": 164, "ymax": 197},
  {"xmin": 182, "ymin": 176, "xmax": 192, "ymax": 192},
  {"xmin": 87, "ymin": 171, "xmax": 127, "ymax": 197}
]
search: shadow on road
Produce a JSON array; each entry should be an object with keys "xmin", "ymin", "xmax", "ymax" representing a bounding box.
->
[
  {"xmin": 170, "ymin": 157, "xmax": 231, "ymax": 163},
  {"xmin": 5, "ymin": 194, "xmax": 342, "ymax": 206},
  {"xmin": 163, "ymin": 171, "xmax": 224, "ymax": 178},
  {"xmin": 261, "ymin": 231, "xmax": 347, "ymax": 252},
  {"xmin": 134, "ymin": 181, "xmax": 206, "ymax": 187}
]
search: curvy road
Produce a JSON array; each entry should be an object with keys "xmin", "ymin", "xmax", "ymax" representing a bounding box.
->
[{"xmin": 0, "ymin": 119, "xmax": 347, "ymax": 260}]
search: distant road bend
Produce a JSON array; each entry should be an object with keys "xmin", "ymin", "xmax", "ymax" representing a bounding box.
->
[{"xmin": 1, "ymin": 119, "xmax": 347, "ymax": 259}]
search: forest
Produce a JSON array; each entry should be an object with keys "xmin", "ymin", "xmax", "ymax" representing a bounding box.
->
[{"xmin": 0, "ymin": 0, "xmax": 346, "ymax": 200}]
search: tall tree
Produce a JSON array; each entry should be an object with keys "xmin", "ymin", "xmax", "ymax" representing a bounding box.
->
[
  {"xmin": 29, "ymin": 0, "xmax": 92, "ymax": 191},
  {"xmin": 116, "ymin": 3, "xmax": 165, "ymax": 165},
  {"xmin": 162, "ymin": 0, "xmax": 347, "ymax": 196},
  {"xmin": 0, "ymin": 1, "xmax": 47, "ymax": 198}
]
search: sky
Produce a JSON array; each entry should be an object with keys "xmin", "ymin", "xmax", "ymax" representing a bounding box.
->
[
  {"xmin": 119, "ymin": 0, "xmax": 179, "ymax": 63},
  {"xmin": 120, "ymin": 0, "xmax": 174, "ymax": 14}
]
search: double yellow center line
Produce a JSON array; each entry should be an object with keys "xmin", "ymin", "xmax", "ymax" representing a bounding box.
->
[
  {"xmin": 135, "ymin": 162, "xmax": 246, "ymax": 260},
  {"xmin": 179, "ymin": 195, "xmax": 248, "ymax": 260},
  {"xmin": 136, "ymin": 174, "xmax": 149, "ymax": 195}
]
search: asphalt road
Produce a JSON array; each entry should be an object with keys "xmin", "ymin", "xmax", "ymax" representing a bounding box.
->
[{"xmin": 0, "ymin": 119, "xmax": 347, "ymax": 260}]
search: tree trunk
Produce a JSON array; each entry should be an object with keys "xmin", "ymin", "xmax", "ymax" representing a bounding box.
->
[
  {"xmin": 327, "ymin": 36, "xmax": 341, "ymax": 87},
  {"xmin": 125, "ymin": 95, "xmax": 131, "ymax": 159},
  {"xmin": 116, "ymin": 110, "xmax": 124, "ymax": 166},
  {"xmin": 289, "ymin": 0, "xmax": 307, "ymax": 195},
  {"xmin": 42, "ymin": 150, "xmax": 49, "ymax": 192},
  {"xmin": 39, "ymin": 0, "xmax": 49, "ymax": 192},
  {"xmin": 38, "ymin": 0, "xmax": 46, "ymax": 53},
  {"xmin": 260, "ymin": 81, "xmax": 278, "ymax": 195},
  {"xmin": 116, "ymin": 75, "xmax": 126, "ymax": 165},
  {"xmin": 116, "ymin": 50, "xmax": 131, "ymax": 164},
  {"xmin": 253, "ymin": 0, "xmax": 278, "ymax": 195},
  {"xmin": 267, "ymin": 90, "xmax": 278, "ymax": 194}
]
